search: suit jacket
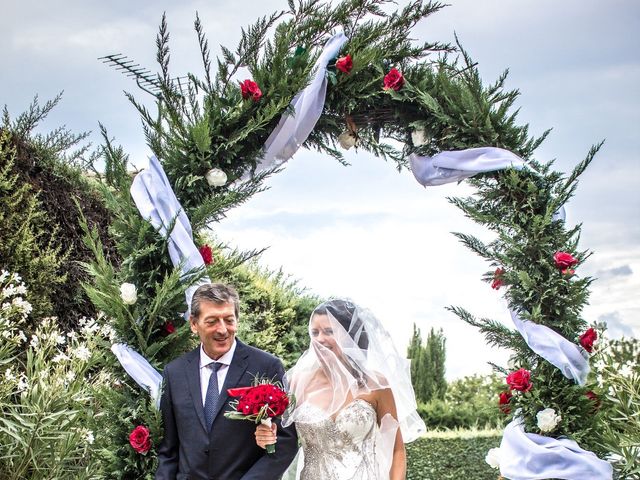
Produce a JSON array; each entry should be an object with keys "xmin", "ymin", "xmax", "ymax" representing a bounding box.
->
[{"xmin": 155, "ymin": 340, "xmax": 298, "ymax": 480}]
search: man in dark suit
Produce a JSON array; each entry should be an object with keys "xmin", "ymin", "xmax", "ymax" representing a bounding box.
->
[{"xmin": 156, "ymin": 283, "xmax": 298, "ymax": 480}]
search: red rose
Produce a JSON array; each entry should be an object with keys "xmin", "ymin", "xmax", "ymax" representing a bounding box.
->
[
  {"xmin": 383, "ymin": 68, "xmax": 404, "ymax": 91},
  {"xmin": 553, "ymin": 251, "xmax": 578, "ymax": 274},
  {"xmin": 163, "ymin": 321, "xmax": 175, "ymax": 336},
  {"xmin": 506, "ymin": 368, "xmax": 533, "ymax": 392},
  {"xmin": 199, "ymin": 244, "xmax": 214, "ymax": 266},
  {"xmin": 498, "ymin": 391, "xmax": 512, "ymax": 414},
  {"xmin": 585, "ymin": 391, "xmax": 601, "ymax": 410},
  {"xmin": 491, "ymin": 268, "xmax": 505, "ymax": 290},
  {"xmin": 129, "ymin": 425, "xmax": 151, "ymax": 454},
  {"xmin": 239, "ymin": 79, "xmax": 262, "ymax": 102},
  {"xmin": 579, "ymin": 327, "xmax": 598, "ymax": 353},
  {"xmin": 336, "ymin": 54, "xmax": 353, "ymax": 73}
]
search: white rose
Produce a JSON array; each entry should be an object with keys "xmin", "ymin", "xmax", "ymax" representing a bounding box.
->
[
  {"xmin": 205, "ymin": 168, "xmax": 228, "ymax": 187},
  {"xmin": 485, "ymin": 447, "xmax": 501, "ymax": 469},
  {"xmin": 337, "ymin": 131, "xmax": 357, "ymax": 150},
  {"xmin": 411, "ymin": 128, "xmax": 429, "ymax": 146},
  {"xmin": 120, "ymin": 283, "xmax": 137, "ymax": 305},
  {"xmin": 536, "ymin": 407, "xmax": 562, "ymax": 432}
]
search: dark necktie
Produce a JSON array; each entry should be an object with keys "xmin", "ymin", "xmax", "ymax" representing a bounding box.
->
[{"xmin": 204, "ymin": 362, "xmax": 223, "ymax": 431}]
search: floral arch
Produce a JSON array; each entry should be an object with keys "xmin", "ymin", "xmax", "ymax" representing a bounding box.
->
[{"xmin": 85, "ymin": 1, "xmax": 612, "ymax": 478}]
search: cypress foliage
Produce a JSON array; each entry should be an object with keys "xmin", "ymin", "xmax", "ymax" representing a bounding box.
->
[
  {"xmin": 1, "ymin": 97, "xmax": 116, "ymax": 327},
  {"xmin": 0, "ymin": 129, "xmax": 65, "ymax": 319},
  {"xmin": 446, "ymin": 148, "xmax": 605, "ymax": 449},
  {"xmin": 408, "ymin": 324, "xmax": 447, "ymax": 403}
]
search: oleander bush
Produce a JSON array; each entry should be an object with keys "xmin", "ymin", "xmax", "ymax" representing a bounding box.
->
[
  {"xmin": 592, "ymin": 336, "xmax": 640, "ymax": 478},
  {"xmin": 0, "ymin": 271, "xmax": 109, "ymax": 480}
]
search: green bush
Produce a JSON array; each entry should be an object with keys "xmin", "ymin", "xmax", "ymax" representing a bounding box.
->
[
  {"xmin": 0, "ymin": 129, "xmax": 65, "ymax": 320},
  {"xmin": 418, "ymin": 374, "xmax": 507, "ymax": 430},
  {"xmin": 1, "ymin": 99, "xmax": 117, "ymax": 328},
  {"xmin": 406, "ymin": 432, "xmax": 501, "ymax": 479},
  {"xmin": 592, "ymin": 336, "xmax": 640, "ymax": 478}
]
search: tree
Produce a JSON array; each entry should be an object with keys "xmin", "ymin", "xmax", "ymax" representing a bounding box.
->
[{"xmin": 408, "ymin": 324, "xmax": 447, "ymax": 403}]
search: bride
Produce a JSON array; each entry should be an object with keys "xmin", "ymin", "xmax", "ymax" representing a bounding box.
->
[{"xmin": 255, "ymin": 299, "xmax": 425, "ymax": 479}]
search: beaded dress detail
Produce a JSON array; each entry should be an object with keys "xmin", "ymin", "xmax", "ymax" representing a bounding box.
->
[{"xmin": 295, "ymin": 399, "xmax": 383, "ymax": 480}]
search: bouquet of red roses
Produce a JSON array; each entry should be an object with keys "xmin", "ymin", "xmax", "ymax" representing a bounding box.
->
[{"xmin": 224, "ymin": 377, "xmax": 293, "ymax": 453}]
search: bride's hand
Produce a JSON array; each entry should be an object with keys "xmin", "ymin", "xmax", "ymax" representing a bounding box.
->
[{"xmin": 254, "ymin": 423, "xmax": 277, "ymax": 449}]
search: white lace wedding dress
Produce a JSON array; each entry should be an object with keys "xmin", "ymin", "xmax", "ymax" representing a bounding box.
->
[{"xmin": 294, "ymin": 399, "xmax": 388, "ymax": 480}]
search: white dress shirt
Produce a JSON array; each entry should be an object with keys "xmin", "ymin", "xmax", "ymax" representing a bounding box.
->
[{"xmin": 199, "ymin": 340, "xmax": 237, "ymax": 406}]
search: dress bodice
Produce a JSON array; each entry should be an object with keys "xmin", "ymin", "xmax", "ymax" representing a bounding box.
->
[{"xmin": 295, "ymin": 399, "xmax": 384, "ymax": 480}]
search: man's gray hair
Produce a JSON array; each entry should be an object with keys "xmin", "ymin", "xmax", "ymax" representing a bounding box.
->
[{"xmin": 190, "ymin": 283, "xmax": 240, "ymax": 320}]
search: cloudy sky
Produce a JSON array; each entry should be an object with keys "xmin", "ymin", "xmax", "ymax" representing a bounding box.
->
[{"xmin": 2, "ymin": 0, "xmax": 638, "ymax": 379}]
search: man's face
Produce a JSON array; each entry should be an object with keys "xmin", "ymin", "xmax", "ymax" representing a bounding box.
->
[{"xmin": 190, "ymin": 300, "xmax": 237, "ymax": 359}]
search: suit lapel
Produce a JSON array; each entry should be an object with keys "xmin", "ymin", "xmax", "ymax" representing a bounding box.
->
[
  {"xmin": 185, "ymin": 347, "xmax": 208, "ymax": 432},
  {"xmin": 211, "ymin": 340, "xmax": 250, "ymax": 422}
]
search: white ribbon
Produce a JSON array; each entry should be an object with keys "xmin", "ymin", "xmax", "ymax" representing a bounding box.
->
[
  {"xmin": 553, "ymin": 205, "xmax": 566, "ymax": 222},
  {"xmin": 130, "ymin": 155, "xmax": 209, "ymax": 310},
  {"xmin": 244, "ymin": 32, "xmax": 348, "ymax": 178},
  {"xmin": 111, "ymin": 343, "xmax": 163, "ymax": 409},
  {"xmin": 410, "ymin": 147, "xmax": 526, "ymax": 186},
  {"xmin": 510, "ymin": 310, "xmax": 590, "ymax": 385},
  {"xmin": 499, "ymin": 418, "xmax": 613, "ymax": 479}
]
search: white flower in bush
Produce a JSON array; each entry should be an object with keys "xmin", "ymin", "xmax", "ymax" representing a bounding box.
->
[
  {"xmin": 485, "ymin": 447, "xmax": 502, "ymax": 469},
  {"xmin": 84, "ymin": 430, "xmax": 95, "ymax": 445},
  {"xmin": 80, "ymin": 317, "xmax": 100, "ymax": 336},
  {"xmin": 52, "ymin": 352, "xmax": 69, "ymax": 363},
  {"xmin": 619, "ymin": 363, "xmax": 633, "ymax": 377},
  {"xmin": 337, "ymin": 131, "xmax": 357, "ymax": 150},
  {"xmin": 411, "ymin": 128, "xmax": 429, "ymax": 146},
  {"xmin": 30, "ymin": 334, "xmax": 39, "ymax": 349},
  {"xmin": 100, "ymin": 324, "xmax": 117, "ymax": 342},
  {"xmin": 17, "ymin": 375, "xmax": 28, "ymax": 392},
  {"xmin": 120, "ymin": 282, "xmax": 138, "ymax": 305},
  {"xmin": 536, "ymin": 407, "xmax": 562, "ymax": 432},
  {"xmin": 205, "ymin": 168, "xmax": 228, "ymax": 187},
  {"xmin": 73, "ymin": 345, "xmax": 92, "ymax": 362}
]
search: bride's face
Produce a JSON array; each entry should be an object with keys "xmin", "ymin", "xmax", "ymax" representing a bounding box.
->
[{"xmin": 309, "ymin": 313, "xmax": 341, "ymax": 355}]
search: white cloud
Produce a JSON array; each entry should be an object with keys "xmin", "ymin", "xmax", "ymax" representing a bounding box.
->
[{"xmin": 12, "ymin": 19, "xmax": 155, "ymax": 55}]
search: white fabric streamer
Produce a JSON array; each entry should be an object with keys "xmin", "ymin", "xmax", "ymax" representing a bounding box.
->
[
  {"xmin": 243, "ymin": 32, "xmax": 348, "ymax": 178},
  {"xmin": 111, "ymin": 343, "xmax": 163, "ymax": 409},
  {"xmin": 553, "ymin": 205, "xmax": 567, "ymax": 222},
  {"xmin": 509, "ymin": 310, "xmax": 590, "ymax": 385},
  {"xmin": 130, "ymin": 155, "xmax": 209, "ymax": 310},
  {"xmin": 499, "ymin": 418, "xmax": 613, "ymax": 479},
  {"xmin": 410, "ymin": 147, "xmax": 526, "ymax": 186}
]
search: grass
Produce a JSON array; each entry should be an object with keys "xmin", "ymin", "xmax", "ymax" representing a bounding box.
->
[{"xmin": 406, "ymin": 429, "xmax": 502, "ymax": 480}]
